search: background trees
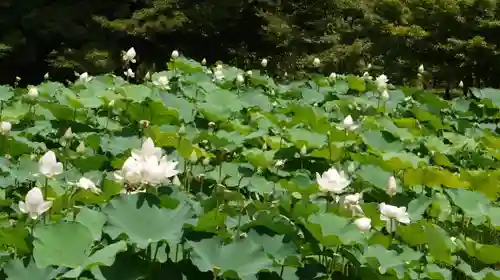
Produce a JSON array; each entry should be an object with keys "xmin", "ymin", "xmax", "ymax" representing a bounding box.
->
[{"xmin": 1, "ymin": 0, "xmax": 500, "ymax": 89}]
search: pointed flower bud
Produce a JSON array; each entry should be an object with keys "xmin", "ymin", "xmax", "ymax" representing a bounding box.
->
[
  {"xmin": 28, "ymin": 87, "xmax": 38, "ymax": 99},
  {"xmin": 387, "ymin": 176, "xmax": 397, "ymax": 197},
  {"xmin": 459, "ymin": 80, "xmax": 464, "ymax": 88},
  {"xmin": 189, "ymin": 150, "xmax": 198, "ymax": 163},
  {"xmin": 418, "ymin": 64, "xmax": 424, "ymax": 74},
  {"xmin": 201, "ymin": 58, "xmax": 207, "ymax": 65},
  {"xmin": 300, "ymin": 145, "xmax": 307, "ymax": 156},
  {"xmin": 64, "ymin": 127, "xmax": 73, "ymax": 139},
  {"xmin": 76, "ymin": 141, "xmax": 85, "ymax": 153}
]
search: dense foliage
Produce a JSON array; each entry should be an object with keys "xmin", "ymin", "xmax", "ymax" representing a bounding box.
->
[
  {"xmin": 2, "ymin": 0, "xmax": 500, "ymax": 89},
  {"xmin": 0, "ymin": 55, "xmax": 499, "ymax": 279}
]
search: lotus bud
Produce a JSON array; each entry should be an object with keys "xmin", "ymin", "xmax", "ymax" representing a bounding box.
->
[
  {"xmin": 28, "ymin": 87, "xmax": 38, "ymax": 99},
  {"xmin": 418, "ymin": 64, "xmax": 424, "ymax": 74},
  {"xmin": 171, "ymin": 50, "xmax": 179, "ymax": 58},
  {"xmin": 0, "ymin": 121, "xmax": 12, "ymax": 135},
  {"xmin": 355, "ymin": 217, "xmax": 372, "ymax": 232},
  {"xmin": 313, "ymin": 57, "xmax": 321, "ymax": 67},
  {"xmin": 201, "ymin": 58, "xmax": 207, "ymax": 65},
  {"xmin": 64, "ymin": 127, "xmax": 73, "ymax": 139},
  {"xmin": 189, "ymin": 150, "xmax": 198, "ymax": 163},
  {"xmin": 76, "ymin": 142, "xmax": 85, "ymax": 153},
  {"xmin": 261, "ymin": 58, "xmax": 268, "ymax": 67},
  {"xmin": 387, "ymin": 176, "xmax": 397, "ymax": 197},
  {"xmin": 300, "ymin": 145, "xmax": 307, "ymax": 156}
]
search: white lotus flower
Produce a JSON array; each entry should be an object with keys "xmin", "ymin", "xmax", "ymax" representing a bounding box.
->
[
  {"xmin": 343, "ymin": 193, "xmax": 364, "ymax": 216},
  {"xmin": 201, "ymin": 58, "xmax": 207, "ymax": 65},
  {"xmin": 261, "ymin": 58, "xmax": 268, "ymax": 67},
  {"xmin": 115, "ymin": 138, "xmax": 179, "ymax": 186},
  {"xmin": 329, "ymin": 72, "xmax": 337, "ymax": 80},
  {"xmin": 300, "ymin": 145, "xmax": 307, "ymax": 156},
  {"xmin": 19, "ymin": 187, "xmax": 52, "ymax": 220},
  {"xmin": 114, "ymin": 157, "xmax": 143, "ymax": 185},
  {"xmin": 375, "ymin": 74, "xmax": 388, "ymax": 91},
  {"xmin": 379, "ymin": 203, "xmax": 410, "ymax": 232},
  {"xmin": 418, "ymin": 64, "xmax": 424, "ymax": 74},
  {"xmin": 172, "ymin": 175, "xmax": 181, "ymax": 186},
  {"xmin": 44, "ymin": 72, "xmax": 49, "ymax": 79},
  {"xmin": 313, "ymin": 57, "xmax": 321, "ymax": 67},
  {"xmin": 131, "ymin": 138, "xmax": 163, "ymax": 161},
  {"xmin": 459, "ymin": 81, "xmax": 464, "ymax": 88},
  {"xmin": 189, "ymin": 150, "xmax": 198, "ymax": 163},
  {"xmin": 38, "ymin": 151, "xmax": 63, "ymax": 178},
  {"xmin": 63, "ymin": 127, "xmax": 73, "ymax": 139},
  {"xmin": 236, "ymin": 74, "xmax": 244, "ymax": 84},
  {"xmin": 153, "ymin": 76, "xmax": 170, "ymax": 89},
  {"xmin": 123, "ymin": 47, "xmax": 137, "ymax": 63},
  {"xmin": 340, "ymin": 115, "xmax": 358, "ymax": 131},
  {"xmin": 246, "ymin": 70, "xmax": 253, "ymax": 76},
  {"xmin": 381, "ymin": 89, "xmax": 390, "ymax": 100},
  {"xmin": 362, "ymin": 72, "xmax": 372, "ymax": 80},
  {"xmin": 78, "ymin": 72, "xmax": 92, "ymax": 83},
  {"xmin": 354, "ymin": 217, "xmax": 371, "ymax": 232},
  {"xmin": 76, "ymin": 177, "xmax": 101, "ymax": 194},
  {"xmin": 141, "ymin": 156, "xmax": 179, "ymax": 185},
  {"xmin": 316, "ymin": 167, "xmax": 350, "ymax": 194},
  {"xmin": 275, "ymin": 159, "xmax": 286, "ymax": 167},
  {"xmin": 171, "ymin": 50, "xmax": 179, "ymax": 58},
  {"xmin": 124, "ymin": 68, "xmax": 135, "ymax": 78},
  {"xmin": 387, "ymin": 176, "xmax": 397, "ymax": 197},
  {"xmin": 0, "ymin": 121, "xmax": 12, "ymax": 135},
  {"xmin": 76, "ymin": 141, "xmax": 86, "ymax": 153},
  {"xmin": 214, "ymin": 69, "xmax": 224, "ymax": 81},
  {"xmin": 28, "ymin": 87, "xmax": 38, "ymax": 99},
  {"xmin": 367, "ymin": 63, "xmax": 372, "ymax": 69}
]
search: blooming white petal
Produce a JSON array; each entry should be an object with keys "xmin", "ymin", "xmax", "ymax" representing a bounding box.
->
[
  {"xmin": 153, "ymin": 76, "xmax": 170, "ymax": 89},
  {"xmin": 123, "ymin": 47, "xmax": 137, "ymax": 63},
  {"xmin": 79, "ymin": 72, "xmax": 92, "ymax": 83},
  {"xmin": 76, "ymin": 177, "xmax": 101, "ymax": 194},
  {"xmin": 418, "ymin": 64, "xmax": 424, "ymax": 74},
  {"xmin": 38, "ymin": 151, "xmax": 63, "ymax": 178},
  {"xmin": 19, "ymin": 187, "xmax": 52, "ymax": 219},
  {"xmin": 340, "ymin": 115, "xmax": 358, "ymax": 131},
  {"xmin": 375, "ymin": 74, "xmax": 388, "ymax": 92},
  {"xmin": 316, "ymin": 167, "xmax": 350, "ymax": 194},
  {"xmin": 379, "ymin": 203, "xmax": 410, "ymax": 230},
  {"xmin": 124, "ymin": 68, "xmax": 135, "ymax": 78},
  {"xmin": 171, "ymin": 50, "xmax": 179, "ymax": 58},
  {"xmin": 132, "ymin": 138, "xmax": 163, "ymax": 160}
]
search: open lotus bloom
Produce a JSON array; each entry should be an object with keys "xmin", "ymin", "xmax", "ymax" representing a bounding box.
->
[
  {"xmin": 115, "ymin": 138, "xmax": 179, "ymax": 186},
  {"xmin": 75, "ymin": 177, "xmax": 101, "ymax": 194},
  {"xmin": 38, "ymin": 151, "xmax": 63, "ymax": 178},
  {"xmin": 316, "ymin": 167, "xmax": 350, "ymax": 194},
  {"xmin": 339, "ymin": 115, "xmax": 358, "ymax": 131},
  {"xmin": 379, "ymin": 203, "xmax": 410, "ymax": 232},
  {"xmin": 19, "ymin": 187, "xmax": 52, "ymax": 220}
]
